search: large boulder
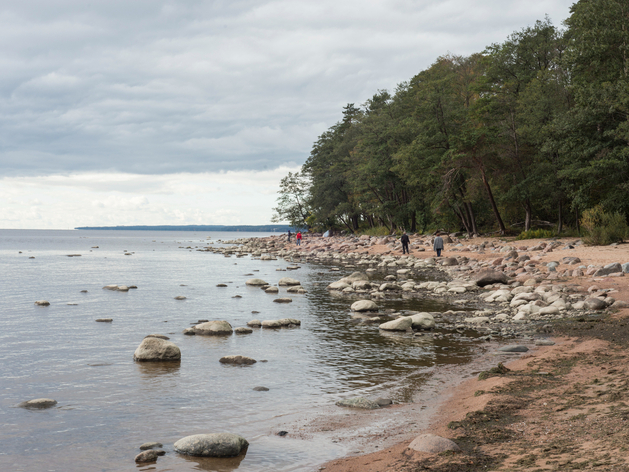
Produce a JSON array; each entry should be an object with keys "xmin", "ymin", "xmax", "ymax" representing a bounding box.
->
[
  {"xmin": 441, "ymin": 257, "xmax": 458, "ymax": 267},
  {"xmin": 473, "ymin": 269, "xmax": 509, "ymax": 287},
  {"xmin": 379, "ymin": 317, "xmax": 412, "ymax": 331},
  {"xmin": 194, "ymin": 320, "xmax": 233, "ymax": 336},
  {"xmin": 133, "ymin": 337, "xmax": 181, "ymax": 362},
  {"xmin": 245, "ymin": 278, "xmax": 268, "ymax": 286},
  {"xmin": 409, "ymin": 312, "xmax": 435, "ymax": 329},
  {"xmin": 278, "ymin": 277, "xmax": 301, "ymax": 286},
  {"xmin": 340, "ymin": 272, "xmax": 370, "ymax": 284},
  {"xmin": 584, "ymin": 298, "xmax": 607, "ymax": 310},
  {"xmin": 408, "ymin": 434, "xmax": 460, "ymax": 453},
  {"xmin": 351, "ymin": 300, "xmax": 379, "ymax": 312},
  {"xmin": 327, "ymin": 281, "xmax": 350, "ymax": 290},
  {"xmin": 594, "ymin": 263, "xmax": 623, "ymax": 276},
  {"xmin": 174, "ymin": 433, "xmax": 249, "ymax": 457}
]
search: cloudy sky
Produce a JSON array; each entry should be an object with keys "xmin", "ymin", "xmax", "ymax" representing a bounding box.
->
[{"xmin": 0, "ymin": 0, "xmax": 576, "ymax": 229}]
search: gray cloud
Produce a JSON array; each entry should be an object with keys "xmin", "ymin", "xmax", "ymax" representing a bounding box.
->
[{"xmin": 0, "ymin": 0, "xmax": 575, "ymax": 176}]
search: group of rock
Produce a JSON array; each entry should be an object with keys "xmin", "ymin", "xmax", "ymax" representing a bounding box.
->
[{"xmin": 134, "ymin": 433, "xmax": 249, "ymax": 464}]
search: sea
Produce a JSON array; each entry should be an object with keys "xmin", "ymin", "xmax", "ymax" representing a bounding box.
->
[{"xmin": 0, "ymin": 229, "xmax": 486, "ymax": 472}]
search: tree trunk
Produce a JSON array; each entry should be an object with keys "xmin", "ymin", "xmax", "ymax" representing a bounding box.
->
[
  {"xmin": 466, "ymin": 202, "xmax": 478, "ymax": 235},
  {"xmin": 452, "ymin": 204, "xmax": 471, "ymax": 234},
  {"xmin": 575, "ymin": 208, "xmax": 580, "ymax": 235},
  {"xmin": 524, "ymin": 200, "xmax": 532, "ymax": 232},
  {"xmin": 557, "ymin": 199, "xmax": 563, "ymax": 234},
  {"xmin": 410, "ymin": 212, "xmax": 417, "ymax": 233},
  {"xmin": 480, "ymin": 170, "xmax": 507, "ymax": 234}
]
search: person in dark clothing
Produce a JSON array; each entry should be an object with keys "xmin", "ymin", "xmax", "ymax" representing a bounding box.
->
[
  {"xmin": 287, "ymin": 230, "xmax": 291, "ymax": 242},
  {"xmin": 433, "ymin": 235, "xmax": 444, "ymax": 257},
  {"xmin": 401, "ymin": 232, "xmax": 410, "ymax": 254}
]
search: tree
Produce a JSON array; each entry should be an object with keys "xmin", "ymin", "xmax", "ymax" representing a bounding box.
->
[{"xmin": 271, "ymin": 172, "xmax": 311, "ymax": 228}]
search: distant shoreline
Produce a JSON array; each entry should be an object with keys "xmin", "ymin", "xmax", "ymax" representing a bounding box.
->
[{"xmin": 74, "ymin": 224, "xmax": 292, "ymax": 232}]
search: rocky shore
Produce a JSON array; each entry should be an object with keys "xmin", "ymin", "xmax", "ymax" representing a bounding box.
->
[{"xmin": 206, "ymin": 232, "xmax": 629, "ymax": 471}]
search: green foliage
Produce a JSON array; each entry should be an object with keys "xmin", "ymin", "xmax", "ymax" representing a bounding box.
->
[
  {"xmin": 359, "ymin": 226, "xmax": 391, "ymax": 237},
  {"xmin": 272, "ymin": 2, "xmax": 629, "ymax": 238},
  {"xmin": 581, "ymin": 205, "xmax": 628, "ymax": 245},
  {"xmin": 516, "ymin": 229, "xmax": 556, "ymax": 240}
]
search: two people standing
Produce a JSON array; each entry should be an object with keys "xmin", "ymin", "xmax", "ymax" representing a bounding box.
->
[{"xmin": 399, "ymin": 232, "xmax": 444, "ymax": 257}]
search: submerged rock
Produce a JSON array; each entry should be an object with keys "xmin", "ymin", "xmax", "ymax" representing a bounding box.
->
[
  {"xmin": 139, "ymin": 442, "xmax": 163, "ymax": 450},
  {"xmin": 335, "ymin": 397, "xmax": 380, "ymax": 409},
  {"xmin": 273, "ymin": 297, "xmax": 293, "ymax": 303},
  {"xmin": 245, "ymin": 278, "xmax": 268, "ymax": 286},
  {"xmin": 278, "ymin": 277, "xmax": 301, "ymax": 286},
  {"xmin": 18, "ymin": 398, "xmax": 57, "ymax": 409},
  {"xmin": 133, "ymin": 337, "xmax": 181, "ymax": 362},
  {"xmin": 135, "ymin": 450, "xmax": 165, "ymax": 463},
  {"xmin": 219, "ymin": 355, "xmax": 256, "ymax": 365},
  {"xmin": 174, "ymin": 433, "xmax": 249, "ymax": 457},
  {"xmin": 34, "ymin": 300, "xmax": 50, "ymax": 306},
  {"xmin": 234, "ymin": 327, "xmax": 253, "ymax": 334}
]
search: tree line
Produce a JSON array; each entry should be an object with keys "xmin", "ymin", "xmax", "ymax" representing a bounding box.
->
[{"xmin": 273, "ymin": 0, "xmax": 629, "ymax": 236}]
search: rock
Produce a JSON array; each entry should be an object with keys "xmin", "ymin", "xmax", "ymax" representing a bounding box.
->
[
  {"xmin": 473, "ymin": 269, "xmax": 509, "ymax": 287},
  {"xmin": 133, "ymin": 337, "xmax": 181, "ymax": 362},
  {"xmin": 174, "ymin": 433, "xmax": 249, "ymax": 457},
  {"xmin": 103, "ymin": 285, "xmax": 118, "ymax": 290},
  {"xmin": 182, "ymin": 328, "xmax": 196, "ymax": 335},
  {"xmin": 34, "ymin": 300, "xmax": 50, "ymax": 306},
  {"xmin": 273, "ymin": 298, "xmax": 293, "ymax": 303},
  {"xmin": 139, "ymin": 442, "xmax": 163, "ymax": 450},
  {"xmin": 327, "ymin": 281, "xmax": 350, "ymax": 290},
  {"xmin": 245, "ymin": 278, "xmax": 268, "ymax": 286},
  {"xmin": 278, "ymin": 277, "xmax": 301, "ymax": 286},
  {"xmin": 145, "ymin": 334, "xmax": 169, "ymax": 340},
  {"xmin": 441, "ymin": 257, "xmax": 458, "ymax": 266},
  {"xmin": 379, "ymin": 317, "xmax": 412, "ymax": 331},
  {"xmin": 594, "ymin": 262, "xmax": 623, "ymax": 277},
  {"xmin": 247, "ymin": 320, "xmax": 261, "ymax": 328},
  {"xmin": 261, "ymin": 319, "xmax": 283, "ymax": 328},
  {"xmin": 219, "ymin": 355, "xmax": 256, "ymax": 365},
  {"xmin": 234, "ymin": 327, "xmax": 253, "ymax": 334},
  {"xmin": 174, "ymin": 296, "xmax": 187, "ymax": 300},
  {"xmin": 622, "ymin": 262, "xmax": 629, "ymax": 273},
  {"xmin": 409, "ymin": 312, "xmax": 435, "ymax": 329},
  {"xmin": 135, "ymin": 450, "xmax": 165, "ymax": 463},
  {"xmin": 350, "ymin": 300, "xmax": 379, "ymax": 312},
  {"xmin": 286, "ymin": 286, "xmax": 307, "ymax": 293},
  {"xmin": 613, "ymin": 300, "xmax": 629, "ymax": 308},
  {"xmin": 376, "ymin": 398, "xmax": 393, "ymax": 406},
  {"xmin": 538, "ymin": 306, "xmax": 560, "ymax": 315},
  {"xmin": 18, "ymin": 398, "xmax": 57, "ymax": 409},
  {"xmin": 95, "ymin": 318, "xmax": 113, "ymax": 322},
  {"xmin": 584, "ymin": 298, "xmax": 607, "ymax": 310},
  {"xmin": 379, "ymin": 283, "xmax": 401, "ymax": 291},
  {"xmin": 264, "ymin": 286, "xmax": 279, "ymax": 293},
  {"xmin": 340, "ymin": 272, "xmax": 370, "ymax": 283},
  {"xmin": 253, "ymin": 386, "xmax": 269, "ymax": 391},
  {"xmin": 194, "ymin": 320, "xmax": 233, "ymax": 335},
  {"xmin": 335, "ymin": 397, "xmax": 380, "ymax": 409},
  {"xmin": 117, "ymin": 285, "xmax": 129, "ymax": 292},
  {"xmin": 216, "ymin": 284, "xmax": 227, "ymax": 287},
  {"xmin": 408, "ymin": 434, "xmax": 460, "ymax": 453},
  {"xmin": 497, "ymin": 345, "xmax": 529, "ymax": 352},
  {"xmin": 535, "ymin": 339, "xmax": 555, "ymax": 346},
  {"xmin": 465, "ymin": 316, "xmax": 490, "ymax": 324}
]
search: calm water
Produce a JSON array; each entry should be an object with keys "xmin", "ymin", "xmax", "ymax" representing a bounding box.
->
[{"xmin": 0, "ymin": 230, "xmax": 480, "ymax": 472}]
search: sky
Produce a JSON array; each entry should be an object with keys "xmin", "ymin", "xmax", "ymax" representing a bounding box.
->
[{"xmin": 0, "ymin": 0, "xmax": 576, "ymax": 229}]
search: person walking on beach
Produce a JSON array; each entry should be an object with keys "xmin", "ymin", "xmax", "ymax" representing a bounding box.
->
[
  {"xmin": 433, "ymin": 234, "xmax": 444, "ymax": 257},
  {"xmin": 401, "ymin": 232, "xmax": 410, "ymax": 254},
  {"xmin": 287, "ymin": 230, "xmax": 292, "ymax": 242},
  {"xmin": 296, "ymin": 231, "xmax": 302, "ymax": 246}
]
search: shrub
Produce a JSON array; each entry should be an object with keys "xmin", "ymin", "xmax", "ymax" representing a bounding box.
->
[
  {"xmin": 516, "ymin": 229, "xmax": 555, "ymax": 240},
  {"xmin": 360, "ymin": 226, "xmax": 391, "ymax": 236},
  {"xmin": 581, "ymin": 205, "xmax": 628, "ymax": 246}
]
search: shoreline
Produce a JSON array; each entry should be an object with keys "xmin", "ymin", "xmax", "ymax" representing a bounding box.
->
[{"xmin": 221, "ymin": 232, "xmax": 629, "ymax": 471}]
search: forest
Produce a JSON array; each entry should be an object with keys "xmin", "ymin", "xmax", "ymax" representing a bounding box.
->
[{"xmin": 272, "ymin": 0, "xmax": 629, "ymax": 239}]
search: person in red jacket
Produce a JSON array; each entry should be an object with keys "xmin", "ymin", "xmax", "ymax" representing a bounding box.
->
[{"xmin": 296, "ymin": 231, "xmax": 302, "ymax": 246}]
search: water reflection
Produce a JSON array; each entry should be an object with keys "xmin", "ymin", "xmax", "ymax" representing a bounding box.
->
[
  {"xmin": 136, "ymin": 361, "xmax": 181, "ymax": 377},
  {"xmin": 178, "ymin": 451, "xmax": 247, "ymax": 472}
]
